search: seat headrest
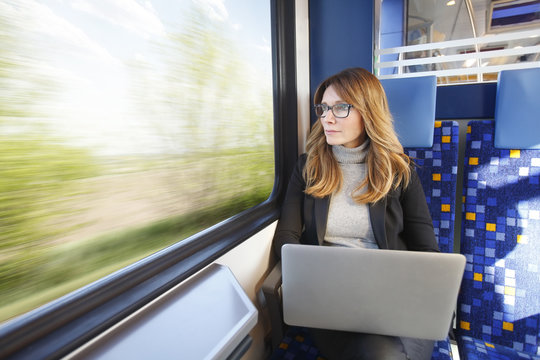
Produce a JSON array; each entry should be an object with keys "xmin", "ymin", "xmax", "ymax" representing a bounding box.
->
[
  {"xmin": 494, "ymin": 68, "xmax": 540, "ymax": 149},
  {"xmin": 380, "ymin": 76, "xmax": 436, "ymax": 148}
]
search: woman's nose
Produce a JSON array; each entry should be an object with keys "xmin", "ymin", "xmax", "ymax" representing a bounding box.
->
[{"xmin": 324, "ymin": 112, "xmax": 336, "ymax": 124}]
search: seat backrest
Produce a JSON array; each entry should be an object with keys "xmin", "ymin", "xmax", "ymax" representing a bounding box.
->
[
  {"xmin": 381, "ymin": 76, "xmax": 458, "ymax": 253},
  {"xmin": 381, "ymin": 76, "xmax": 436, "ymax": 148},
  {"xmin": 457, "ymin": 68, "xmax": 540, "ymax": 354}
]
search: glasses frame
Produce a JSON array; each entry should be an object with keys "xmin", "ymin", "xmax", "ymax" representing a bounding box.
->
[{"xmin": 313, "ymin": 103, "xmax": 354, "ymax": 118}]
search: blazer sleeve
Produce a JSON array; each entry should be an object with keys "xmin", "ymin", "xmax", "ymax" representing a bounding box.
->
[
  {"xmin": 400, "ymin": 170, "xmax": 440, "ymax": 252},
  {"xmin": 272, "ymin": 155, "xmax": 307, "ymax": 259}
]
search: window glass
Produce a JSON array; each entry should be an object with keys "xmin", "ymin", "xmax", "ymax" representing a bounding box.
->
[
  {"xmin": 376, "ymin": 0, "xmax": 540, "ymax": 84},
  {"xmin": 0, "ymin": 0, "xmax": 273, "ymax": 323}
]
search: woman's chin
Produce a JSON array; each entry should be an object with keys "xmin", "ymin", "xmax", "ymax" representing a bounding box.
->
[{"xmin": 325, "ymin": 137, "xmax": 340, "ymax": 146}]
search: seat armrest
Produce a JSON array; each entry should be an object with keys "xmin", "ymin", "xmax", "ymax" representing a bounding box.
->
[
  {"xmin": 262, "ymin": 261, "xmax": 282, "ymax": 294},
  {"xmin": 261, "ymin": 261, "xmax": 285, "ymax": 351}
]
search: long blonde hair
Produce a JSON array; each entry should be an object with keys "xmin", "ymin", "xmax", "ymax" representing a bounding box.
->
[{"xmin": 304, "ymin": 67, "xmax": 411, "ymax": 203}]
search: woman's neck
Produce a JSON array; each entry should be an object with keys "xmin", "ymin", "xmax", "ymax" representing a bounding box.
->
[{"xmin": 332, "ymin": 139, "xmax": 370, "ymax": 164}]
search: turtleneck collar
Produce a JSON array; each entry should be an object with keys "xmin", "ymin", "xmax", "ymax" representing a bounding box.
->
[{"xmin": 332, "ymin": 139, "xmax": 370, "ymax": 164}]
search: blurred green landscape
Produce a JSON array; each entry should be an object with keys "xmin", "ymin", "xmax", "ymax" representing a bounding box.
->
[
  {"xmin": 0, "ymin": 150, "xmax": 273, "ymax": 322},
  {"xmin": 0, "ymin": 1, "xmax": 273, "ymax": 323}
]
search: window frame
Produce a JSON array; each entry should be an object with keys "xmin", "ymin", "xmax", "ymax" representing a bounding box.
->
[{"xmin": 0, "ymin": 0, "xmax": 298, "ymax": 358}]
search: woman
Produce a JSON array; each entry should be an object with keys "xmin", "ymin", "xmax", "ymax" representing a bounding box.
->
[{"xmin": 272, "ymin": 68, "xmax": 439, "ymax": 360}]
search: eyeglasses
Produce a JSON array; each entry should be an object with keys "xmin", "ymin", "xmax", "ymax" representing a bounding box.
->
[{"xmin": 314, "ymin": 103, "xmax": 353, "ymax": 118}]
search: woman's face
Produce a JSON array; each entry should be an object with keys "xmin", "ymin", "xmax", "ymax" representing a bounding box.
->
[{"xmin": 320, "ymin": 85, "xmax": 367, "ymax": 148}]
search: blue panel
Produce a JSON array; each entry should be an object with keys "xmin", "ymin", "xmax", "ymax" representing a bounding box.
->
[
  {"xmin": 435, "ymin": 83, "xmax": 496, "ymax": 119},
  {"xmin": 381, "ymin": 0, "xmax": 404, "ymax": 34},
  {"xmin": 379, "ymin": 32, "xmax": 403, "ymax": 76},
  {"xmin": 380, "ymin": 32, "xmax": 404, "ymax": 54},
  {"xmin": 494, "ymin": 68, "xmax": 540, "ymax": 149},
  {"xmin": 380, "ymin": 76, "xmax": 436, "ymax": 147},
  {"xmin": 309, "ymin": 0, "xmax": 374, "ymax": 97}
]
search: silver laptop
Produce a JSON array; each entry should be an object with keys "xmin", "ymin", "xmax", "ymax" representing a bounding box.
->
[{"xmin": 281, "ymin": 244, "xmax": 466, "ymax": 340}]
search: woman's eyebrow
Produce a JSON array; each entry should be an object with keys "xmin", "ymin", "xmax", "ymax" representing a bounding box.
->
[{"xmin": 321, "ymin": 99, "xmax": 346, "ymax": 104}]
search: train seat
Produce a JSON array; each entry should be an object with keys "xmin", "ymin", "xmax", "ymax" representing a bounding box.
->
[
  {"xmin": 383, "ymin": 76, "xmax": 458, "ymax": 359},
  {"xmin": 402, "ymin": 120, "xmax": 459, "ymax": 360},
  {"xmin": 263, "ymin": 76, "xmax": 459, "ymax": 359},
  {"xmin": 268, "ymin": 327, "xmax": 326, "ymax": 360},
  {"xmin": 382, "ymin": 77, "xmax": 459, "ymax": 254},
  {"xmin": 401, "ymin": 120, "xmax": 459, "ymax": 255},
  {"xmin": 456, "ymin": 68, "xmax": 540, "ymax": 359}
]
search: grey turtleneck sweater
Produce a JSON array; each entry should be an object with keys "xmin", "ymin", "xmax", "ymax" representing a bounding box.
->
[{"xmin": 324, "ymin": 140, "xmax": 378, "ymax": 249}]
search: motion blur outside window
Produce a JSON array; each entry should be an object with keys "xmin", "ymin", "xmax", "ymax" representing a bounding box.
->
[{"xmin": 0, "ymin": 0, "xmax": 273, "ymax": 323}]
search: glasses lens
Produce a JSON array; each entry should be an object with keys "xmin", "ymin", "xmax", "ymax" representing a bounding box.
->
[
  {"xmin": 314, "ymin": 105, "xmax": 327, "ymax": 117},
  {"xmin": 333, "ymin": 104, "xmax": 350, "ymax": 118}
]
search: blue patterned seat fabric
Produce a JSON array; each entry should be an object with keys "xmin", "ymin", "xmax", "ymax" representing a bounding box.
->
[
  {"xmin": 431, "ymin": 339, "xmax": 454, "ymax": 359},
  {"xmin": 270, "ymin": 327, "xmax": 326, "ymax": 360},
  {"xmin": 457, "ymin": 120, "xmax": 540, "ymax": 359},
  {"xmin": 405, "ymin": 120, "xmax": 459, "ymax": 360},
  {"xmin": 460, "ymin": 335, "xmax": 540, "ymax": 360},
  {"xmin": 405, "ymin": 120, "xmax": 459, "ymax": 255}
]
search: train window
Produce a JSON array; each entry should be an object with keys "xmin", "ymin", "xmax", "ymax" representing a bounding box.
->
[
  {"xmin": 376, "ymin": 0, "xmax": 540, "ymax": 84},
  {"xmin": 0, "ymin": 0, "xmax": 273, "ymax": 323}
]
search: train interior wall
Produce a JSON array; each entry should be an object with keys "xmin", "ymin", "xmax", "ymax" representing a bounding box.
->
[{"xmin": 214, "ymin": 222, "xmax": 278, "ymax": 359}]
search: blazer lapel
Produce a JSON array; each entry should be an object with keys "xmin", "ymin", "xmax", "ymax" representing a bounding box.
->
[
  {"xmin": 314, "ymin": 196, "xmax": 330, "ymax": 246},
  {"xmin": 369, "ymin": 199, "xmax": 388, "ymax": 249}
]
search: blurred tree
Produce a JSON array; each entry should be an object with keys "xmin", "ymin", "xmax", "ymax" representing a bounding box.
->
[
  {"xmin": 0, "ymin": 6, "xmax": 99, "ymax": 249},
  {"xmin": 0, "ymin": 4, "xmax": 100, "ymax": 307},
  {"xmin": 127, "ymin": 2, "xmax": 274, "ymax": 202},
  {"xmin": 165, "ymin": 4, "xmax": 274, "ymax": 202},
  {"xmin": 0, "ymin": 140, "xmax": 99, "ymax": 249}
]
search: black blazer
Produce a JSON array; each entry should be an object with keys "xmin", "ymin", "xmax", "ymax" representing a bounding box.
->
[{"xmin": 273, "ymin": 154, "xmax": 439, "ymax": 258}]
